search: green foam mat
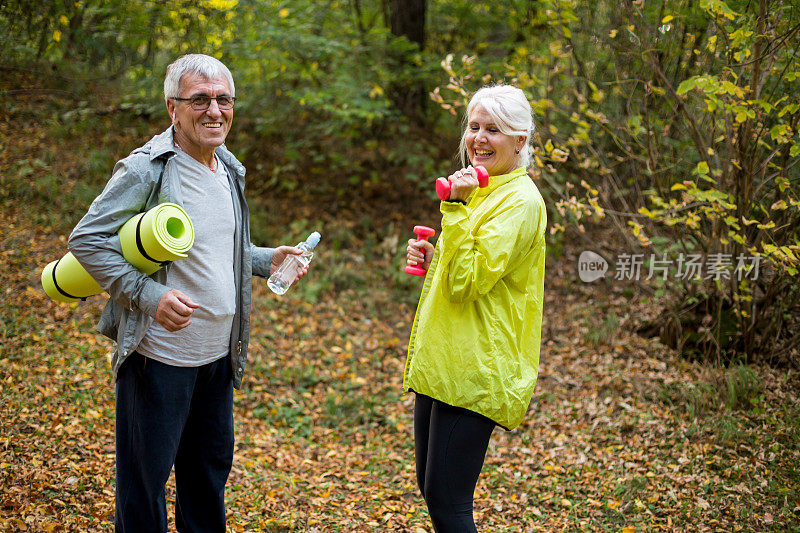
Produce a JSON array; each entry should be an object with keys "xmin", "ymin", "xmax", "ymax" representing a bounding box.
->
[{"xmin": 41, "ymin": 203, "xmax": 194, "ymax": 303}]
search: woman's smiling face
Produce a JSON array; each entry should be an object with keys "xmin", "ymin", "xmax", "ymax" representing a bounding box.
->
[{"xmin": 465, "ymin": 104, "xmax": 525, "ymax": 177}]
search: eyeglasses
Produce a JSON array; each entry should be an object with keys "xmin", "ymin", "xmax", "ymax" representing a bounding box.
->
[{"xmin": 171, "ymin": 95, "xmax": 236, "ymax": 110}]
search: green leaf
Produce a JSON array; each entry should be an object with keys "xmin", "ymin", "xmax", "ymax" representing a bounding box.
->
[
  {"xmin": 676, "ymin": 78, "xmax": 698, "ymax": 95},
  {"xmin": 700, "ymin": 0, "xmax": 738, "ymax": 19},
  {"xmin": 638, "ymin": 206, "xmax": 657, "ymax": 218},
  {"xmin": 770, "ymin": 124, "xmax": 791, "ymax": 141},
  {"xmin": 778, "ymin": 103, "xmax": 799, "ymax": 117}
]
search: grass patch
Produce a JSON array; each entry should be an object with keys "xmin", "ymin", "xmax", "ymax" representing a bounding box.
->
[
  {"xmin": 658, "ymin": 365, "xmax": 765, "ymax": 419},
  {"xmin": 585, "ymin": 312, "xmax": 620, "ymax": 348}
]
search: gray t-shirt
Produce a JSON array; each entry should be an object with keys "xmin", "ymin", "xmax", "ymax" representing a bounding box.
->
[{"xmin": 137, "ymin": 148, "xmax": 236, "ymax": 367}]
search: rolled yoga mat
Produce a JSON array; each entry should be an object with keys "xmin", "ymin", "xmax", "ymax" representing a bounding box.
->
[{"xmin": 41, "ymin": 203, "xmax": 194, "ymax": 303}]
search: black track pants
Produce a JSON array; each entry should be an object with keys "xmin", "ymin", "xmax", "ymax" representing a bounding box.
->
[
  {"xmin": 414, "ymin": 393, "xmax": 496, "ymax": 532},
  {"xmin": 115, "ymin": 352, "xmax": 234, "ymax": 533}
]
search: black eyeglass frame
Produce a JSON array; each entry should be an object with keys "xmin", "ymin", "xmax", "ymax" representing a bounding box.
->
[{"xmin": 171, "ymin": 95, "xmax": 236, "ymax": 110}]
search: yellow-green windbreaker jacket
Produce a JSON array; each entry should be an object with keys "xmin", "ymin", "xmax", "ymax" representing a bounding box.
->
[{"xmin": 403, "ymin": 167, "xmax": 546, "ymax": 430}]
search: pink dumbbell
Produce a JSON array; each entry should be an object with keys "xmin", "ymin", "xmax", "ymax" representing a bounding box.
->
[
  {"xmin": 405, "ymin": 225, "xmax": 436, "ymax": 276},
  {"xmin": 435, "ymin": 165, "xmax": 489, "ymax": 201}
]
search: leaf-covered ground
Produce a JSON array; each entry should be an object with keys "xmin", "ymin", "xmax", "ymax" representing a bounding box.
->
[{"xmin": 2, "ymin": 94, "xmax": 799, "ymax": 532}]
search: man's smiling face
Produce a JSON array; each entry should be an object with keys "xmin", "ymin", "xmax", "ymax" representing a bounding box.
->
[{"xmin": 169, "ymin": 72, "xmax": 233, "ymax": 158}]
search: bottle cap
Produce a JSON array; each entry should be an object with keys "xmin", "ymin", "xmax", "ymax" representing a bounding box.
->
[{"xmin": 306, "ymin": 231, "xmax": 321, "ymax": 248}]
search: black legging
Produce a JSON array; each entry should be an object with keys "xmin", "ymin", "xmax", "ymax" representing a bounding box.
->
[{"xmin": 414, "ymin": 393, "xmax": 496, "ymax": 532}]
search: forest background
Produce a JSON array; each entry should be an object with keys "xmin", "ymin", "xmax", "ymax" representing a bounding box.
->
[{"xmin": 1, "ymin": 0, "xmax": 799, "ymax": 531}]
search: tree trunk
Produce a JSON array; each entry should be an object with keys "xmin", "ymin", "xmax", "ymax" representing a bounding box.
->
[
  {"xmin": 390, "ymin": 0, "xmax": 425, "ymax": 46},
  {"xmin": 387, "ymin": 0, "xmax": 427, "ymax": 121}
]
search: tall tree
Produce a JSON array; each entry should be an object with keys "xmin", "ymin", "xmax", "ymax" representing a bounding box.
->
[{"xmin": 387, "ymin": 0, "xmax": 427, "ymax": 121}]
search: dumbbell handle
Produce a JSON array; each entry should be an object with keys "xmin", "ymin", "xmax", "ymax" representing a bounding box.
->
[
  {"xmin": 405, "ymin": 225, "xmax": 436, "ymax": 277},
  {"xmin": 436, "ymin": 166, "xmax": 489, "ymax": 201}
]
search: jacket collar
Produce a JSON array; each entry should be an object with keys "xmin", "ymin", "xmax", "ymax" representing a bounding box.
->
[
  {"xmin": 146, "ymin": 126, "xmax": 178, "ymax": 161},
  {"xmin": 146, "ymin": 126, "xmax": 246, "ymax": 180},
  {"xmin": 216, "ymin": 144, "xmax": 246, "ymax": 180},
  {"xmin": 473, "ymin": 167, "xmax": 529, "ymax": 197}
]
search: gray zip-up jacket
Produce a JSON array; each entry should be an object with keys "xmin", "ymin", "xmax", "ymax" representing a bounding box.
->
[{"xmin": 68, "ymin": 126, "xmax": 273, "ymax": 388}]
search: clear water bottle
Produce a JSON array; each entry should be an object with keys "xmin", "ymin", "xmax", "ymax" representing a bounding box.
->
[{"xmin": 267, "ymin": 231, "xmax": 321, "ymax": 295}]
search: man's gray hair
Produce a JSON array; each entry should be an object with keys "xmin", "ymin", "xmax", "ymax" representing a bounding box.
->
[{"xmin": 164, "ymin": 54, "xmax": 235, "ymax": 100}]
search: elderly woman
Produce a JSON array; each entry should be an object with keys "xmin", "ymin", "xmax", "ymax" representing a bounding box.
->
[{"xmin": 404, "ymin": 85, "xmax": 546, "ymax": 532}]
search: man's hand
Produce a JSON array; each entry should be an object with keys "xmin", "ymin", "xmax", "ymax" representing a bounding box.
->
[
  {"xmin": 271, "ymin": 245, "xmax": 309, "ymax": 285},
  {"xmin": 156, "ymin": 289, "xmax": 199, "ymax": 332}
]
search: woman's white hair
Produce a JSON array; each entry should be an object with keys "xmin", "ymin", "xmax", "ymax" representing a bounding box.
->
[
  {"xmin": 458, "ymin": 84, "xmax": 534, "ymax": 170},
  {"xmin": 164, "ymin": 54, "xmax": 235, "ymax": 100}
]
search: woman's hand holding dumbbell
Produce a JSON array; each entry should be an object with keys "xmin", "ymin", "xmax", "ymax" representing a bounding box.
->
[
  {"xmin": 436, "ymin": 165, "xmax": 489, "ymax": 202},
  {"xmin": 404, "ymin": 166, "xmax": 488, "ymax": 278},
  {"xmin": 406, "ymin": 226, "xmax": 435, "ymax": 276},
  {"xmin": 407, "ymin": 238, "xmax": 434, "ymax": 274}
]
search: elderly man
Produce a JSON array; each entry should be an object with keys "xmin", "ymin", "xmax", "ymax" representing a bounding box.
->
[{"xmin": 69, "ymin": 54, "xmax": 305, "ymax": 532}]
